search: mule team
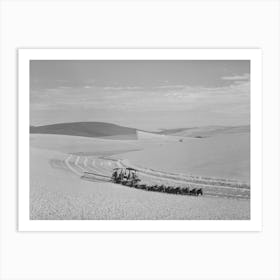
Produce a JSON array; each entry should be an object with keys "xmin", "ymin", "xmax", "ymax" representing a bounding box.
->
[
  {"xmin": 111, "ymin": 167, "xmax": 203, "ymax": 196},
  {"xmin": 132, "ymin": 183, "xmax": 203, "ymax": 196}
]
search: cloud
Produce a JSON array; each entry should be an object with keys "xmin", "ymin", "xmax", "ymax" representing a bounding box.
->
[
  {"xmin": 103, "ymin": 86, "xmax": 143, "ymax": 91},
  {"xmin": 155, "ymin": 85, "xmax": 186, "ymax": 90},
  {"xmin": 30, "ymin": 78, "xmax": 250, "ymax": 128},
  {"xmin": 221, "ymin": 73, "xmax": 250, "ymax": 81},
  {"xmin": 58, "ymin": 86, "xmax": 72, "ymax": 89},
  {"xmin": 31, "ymin": 80, "xmax": 250, "ymax": 110}
]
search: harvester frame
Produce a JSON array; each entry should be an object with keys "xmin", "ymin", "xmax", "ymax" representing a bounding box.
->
[{"xmin": 111, "ymin": 167, "xmax": 141, "ymax": 187}]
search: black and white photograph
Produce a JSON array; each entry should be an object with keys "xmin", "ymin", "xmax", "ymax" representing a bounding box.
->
[
  {"xmin": 28, "ymin": 55, "xmax": 251, "ymax": 221},
  {"xmin": 3, "ymin": 1, "xmax": 280, "ymax": 279},
  {"xmin": 2, "ymin": 0, "xmax": 280, "ymax": 279}
]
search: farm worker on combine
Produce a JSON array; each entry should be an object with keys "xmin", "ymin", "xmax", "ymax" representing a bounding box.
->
[
  {"xmin": 127, "ymin": 170, "xmax": 131, "ymax": 180},
  {"xmin": 112, "ymin": 169, "xmax": 118, "ymax": 180},
  {"xmin": 119, "ymin": 169, "xmax": 124, "ymax": 181},
  {"xmin": 124, "ymin": 169, "xmax": 128, "ymax": 179}
]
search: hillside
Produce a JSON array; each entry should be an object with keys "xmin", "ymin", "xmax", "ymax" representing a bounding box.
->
[
  {"xmin": 30, "ymin": 122, "xmax": 250, "ymax": 140},
  {"xmin": 159, "ymin": 125, "xmax": 250, "ymax": 138},
  {"xmin": 30, "ymin": 122, "xmax": 137, "ymax": 140}
]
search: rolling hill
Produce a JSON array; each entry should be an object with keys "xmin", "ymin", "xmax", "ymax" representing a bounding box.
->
[
  {"xmin": 159, "ymin": 125, "xmax": 250, "ymax": 138},
  {"xmin": 30, "ymin": 122, "xmax": 250, "ymax": 141},
  {"xmin": 30, "ymin": 122, "xmax": 137, "ymax": 140}
]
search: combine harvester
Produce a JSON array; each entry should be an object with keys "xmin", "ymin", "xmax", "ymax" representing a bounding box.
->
[{"xmin": 82, "ymin": 167, "xmax": 203, "ymax": 196}]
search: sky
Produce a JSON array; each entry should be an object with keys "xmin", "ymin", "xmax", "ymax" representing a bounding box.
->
[{"xmin": 30, "ymin": 60, "xmax": 250, "ymax": 131}]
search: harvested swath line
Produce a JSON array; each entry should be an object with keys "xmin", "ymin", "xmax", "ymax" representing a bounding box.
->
[
  {"xmin": 132, "ymin": 167, "xmax": 248, "ymax": 189},
  {"xmin": 80, "ymin": 157, "xmax": 96, "ymax": 172},
  {"xmin": 73, "ymin": 155, "xmax": 104, "ymax": 175},
  {"xmin": 144, "ymin": 182, "xmax": 249, "ymax": 197},
  {"xmin": 64, "ymin": 155, "xmax": 83, "ymax": 176},
  {"xmin": 135, "ymin": 181, "xmax": 248, "ymax": 199},
  {"xmin": 114, "ymin": 159, "xmax": 124, "ymax": 168},
  {"xmin": 76, "ymin": 158, "xmax": 248, "ymax": 199},
  {"xmin": 81, "ymin": 167, "xmax": 248, "ymax": 199},
  {"xmin": 108, "ymin": 160, "xmax": 121, "ymax": 170},
  {"xmin": 133, "ymin": 168, "xmax": 248, "ymax": 189},
  {"xmin": 118, "ymin": 161, "xmax": 232, "ymax": 184},
  {"xmin": 202, "ymin": 189, "xmax": 250, "ymax": 199},
  {"xmin": 67, "ymin": 155, "xmax": 90, "ymax": 177},
  {"xmin": 84, "ymin": 159, "xmax": 107, "ymax": 176},
  {"xmin": 93, "ymin": 158, "xmax": 250, "ymax": 198},
  {"xmin": 118, "ymin": 159, "xmax": 241, "ymax": 183},
  {"xmin": 204, "ymin": 193, "xmax": 250, "ymax": 200},
  {"xmin": 81, "ymin": 176, "xmax": 110, "ymax": 183},
  {"xmin": 98, "ymin": 159, "xmax": 119, "ymax": 171},
  {"xmin": 49, "ymin": 158, "xmax": 71, "ymax": 172},
  {"xmin": 95, "ymin": 158, "xmax": 248, "ymax": 197},
  {"xmin": 122, "ymin": 166, "xmax": 249, "ymax": 191},
  {"xmin": 90, "ymin": 158, "xmax": 112, "ymax": 175},
  {"xmin": 203, "ymin": 186, "xmax": 249, "ymax": 195},
  {"xmin": 138, "ymin": 177, "xmax": 249, "ymax": 199},
  {"xmin": 117, "ymin": 164, "xmax": 249, "ymax": 197},
  {"xmin": 82, "ymin": 172, "xmax": 111, "ymax": 182},
  {"xmin": 99, "ymin": 158, "xmax": 115, "ymax": 171},
  {"xmin": 119, "ymin": 160, "xmax": 249, "ymax": 188},
  {"xmin": 73, "ymin": 155, "xmax": 88, "ymax": 172},
  {"xmin": 83, "ymin": 157, "xmax": 88, "ymax": 168},
  {"xmin": 94, "ymin": 158, "xmax": 112, "ymax": 175},
  {"xmin": 102, "ymin": 159, "xmax": 115, "ymax": 170},
  {"xmin": 82, "ymin": 156, "xmax": 107, "ymax": 175}
]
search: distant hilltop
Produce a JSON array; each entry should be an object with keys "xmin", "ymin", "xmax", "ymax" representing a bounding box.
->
[
  {"xmin": 30, "ymin": 122, "xmax": 250, "ymax": 140},
  {"xmin": 159, "ymin": 125, "xmax": 250, "ymax": 138},
  {"xmin": 30, "ymin": 122, "xmax": 137, "ymax": 140}
]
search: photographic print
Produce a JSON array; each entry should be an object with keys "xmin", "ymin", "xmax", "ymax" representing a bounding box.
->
[{"xmin": 18, "ymin": 49, "xmax": 262, "ymax": 231}]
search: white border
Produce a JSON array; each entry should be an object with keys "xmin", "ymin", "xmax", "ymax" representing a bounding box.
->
[{"xmin": 18, "ymin": 49, "xmax": 262, "ymax": 232}]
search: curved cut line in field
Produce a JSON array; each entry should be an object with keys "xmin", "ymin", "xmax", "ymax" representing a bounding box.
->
[
  {"xmin": 118, "ymin": 160, "xmax": 249, "ymax": 189},
  {"xmin": 124, "ymin": 167, "xmax": 248, "ymax": 191},
  {"xmin": 138, "ymin": 174, "xmax": 250, "ymax": 196},
  {"xmin": 65, "ymin": 155, "xmax": 82, "ymax": 176},
  {"xmin": 57, "ymin": 154, "xmax": 251, "ymax": 200}
]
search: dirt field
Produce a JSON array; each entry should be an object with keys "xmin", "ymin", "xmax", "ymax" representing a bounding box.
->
[
  {"xmin": 122, "ymin": 131, "xmax": 250, "ymax": 183},
  {"xmin": 30, "ymin": 133, "xmax": 250, "ymax": 220}
]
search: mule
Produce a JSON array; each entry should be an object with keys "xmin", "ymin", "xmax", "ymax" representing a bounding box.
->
[
  {"xmin": 189, "ymin": 188, "xmax": 197, "ymax": 195},
  {"xmin": 196, "ymin": 188, "xmax": 203, "ymax": 196}
]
